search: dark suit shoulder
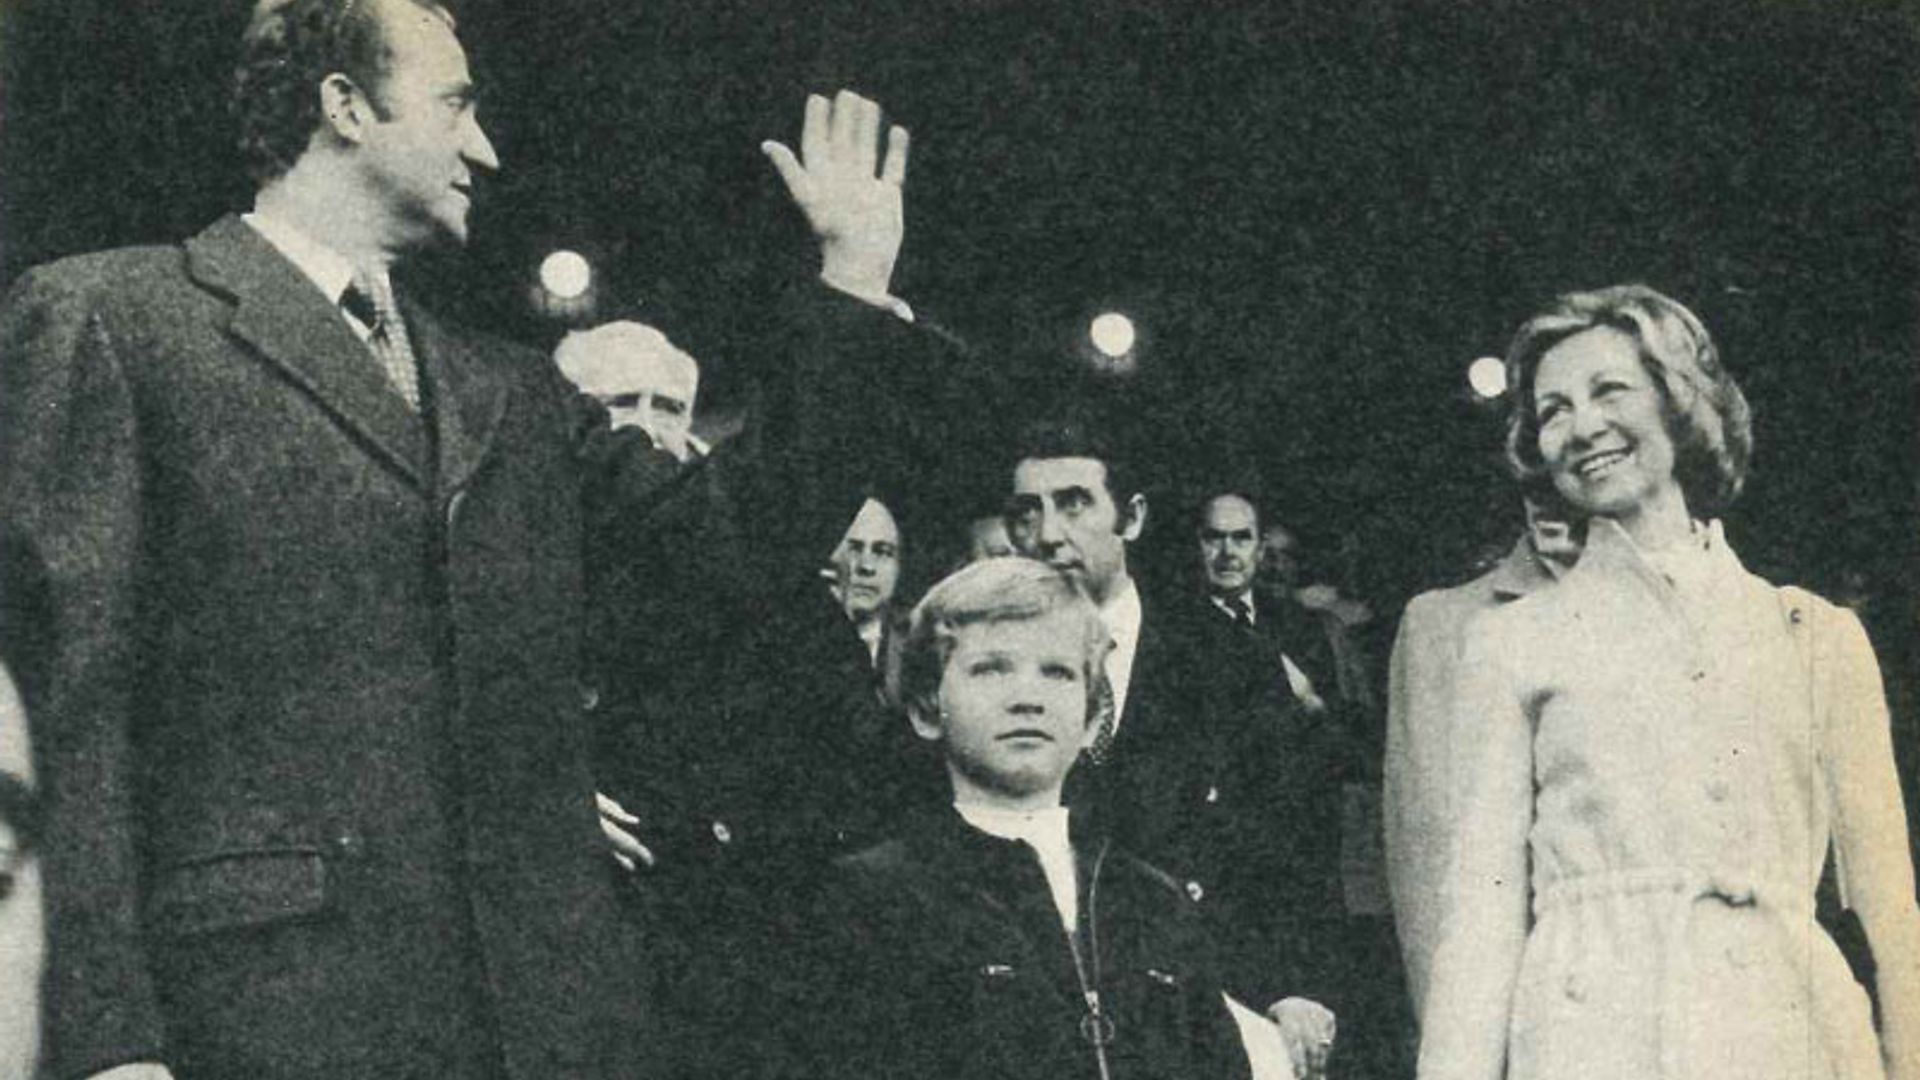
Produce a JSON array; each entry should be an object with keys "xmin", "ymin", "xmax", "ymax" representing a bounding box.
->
[
  {"xmin": 834, "ymin": 835, "xmax": 917, "ymax": 878},
  {"xmin": 6, "ymin": 243, "xmax": 190, "ymax": 309}
]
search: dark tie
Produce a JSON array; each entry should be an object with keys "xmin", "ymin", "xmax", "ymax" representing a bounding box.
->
[
  {"xmin": 343, "ymin": 271, "xmax": 422, "ymax": 411},
  {"xmin": 1225, "ymin": 595, "xmax": 1254, "ymax": 628}
]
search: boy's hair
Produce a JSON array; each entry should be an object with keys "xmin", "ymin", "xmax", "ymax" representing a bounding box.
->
[{"xmin": 891, "ymin": 557, "xmax": 1111, "ymax": 726}]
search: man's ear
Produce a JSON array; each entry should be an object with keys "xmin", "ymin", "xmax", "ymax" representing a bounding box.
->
[
  {"xmin": 318, "ymin": 73, "xmax": 376, "ymax": 143},
  {"xmin": 1118, "ymin": 493, "xmax": 1147, "ymax": 543},
  {"xmin": 905, "ymin": 696, "xmax": 944, "ymax": 744}
]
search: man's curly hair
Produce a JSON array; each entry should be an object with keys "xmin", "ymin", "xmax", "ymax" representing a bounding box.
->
[{"xmin": 231, "ymin": 0, "xmax": 441, "ymax": 184}]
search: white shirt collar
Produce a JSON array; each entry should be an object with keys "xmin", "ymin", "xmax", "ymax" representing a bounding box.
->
[
  {"xmin": 1099, "ymin": 576, "xmax": 1143, "ymax": 732},
  {"xmin": 243, "ymin": 211, "xmax": 361, "ymax": 307},
  {"xmin": 855, "ymin": 617, "xmax": 884, "ymax": 666},
  {"xmin": 955, "ymin": 802, "xmax": 1077, "ymax": 931}
]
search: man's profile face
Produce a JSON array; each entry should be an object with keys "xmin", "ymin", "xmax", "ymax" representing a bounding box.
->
[
  {"xmin": 829, "ymin": 498, "xmax": 901, "ymax": 621},
  {"xmin": 1198, "ymin": 494, "xmax": 1261, "ymax": 598},
  {"xmin": 357, "ymin": 1, "xmax": 498, "ymax": 251},
  {"xmin": 0, "ymin": 801, "xmax": 39, "ymax": 1080},
  {"xmin": 0, "ymin": 693, "xmax": 39, "ymax": 1080},
  {"xmin": 1007, "ymin": 456, "xmax": 1141, "ymax": 605}
]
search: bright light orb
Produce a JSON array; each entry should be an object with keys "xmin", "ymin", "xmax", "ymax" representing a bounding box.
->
[
  {"xmin": 1089, "ymin": 312, "xmax": 1137, "ymax": 358},
  {"xmin": 1467, "ymin": 355, "xmax": 1508, "ymax": 400},
  {"xmin": 539, "ymin": 250, "xmax": 593, "ymax": 300}
]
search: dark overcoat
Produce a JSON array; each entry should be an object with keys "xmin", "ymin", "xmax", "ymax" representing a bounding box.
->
[
  {"xmin": 0, "ymin": 216, "xmax": 654, "ymax": 1079},
  {"xmin": 1069, "ymin": 591, "xmax": 1343, "ymax": 1009}
]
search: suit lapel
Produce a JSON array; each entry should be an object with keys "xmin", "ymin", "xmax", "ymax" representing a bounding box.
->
[
  {"xmin": 186, "ymin": 216, "xmax": 430, "ymax": 489},
  {"xmin": 404, "ymin": 298, "xmax": 507, "ymax": 496}
]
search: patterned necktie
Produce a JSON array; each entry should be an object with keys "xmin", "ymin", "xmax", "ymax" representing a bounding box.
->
[
  {"xmin": 343, "ymin": 270, "xmax": 422, "ymax": 411},
  {"xmin": 1085, "ymin": 664, "xmax": 1118, "ymax": 765}
]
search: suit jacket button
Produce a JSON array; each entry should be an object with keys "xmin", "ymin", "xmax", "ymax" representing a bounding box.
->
[
  {"xmin": 1184, "ymin": 880, "xmax": 1205, "ymax": 903},
  {"xmin": 712, "ymin": 821, "xmax": 732, "ymax": 844},
  {"xmin": 1204, "ymin": 785, "xmax": 1220, "ymax": 804}
]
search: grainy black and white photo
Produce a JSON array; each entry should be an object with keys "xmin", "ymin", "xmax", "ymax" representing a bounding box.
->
[{"xmin": 1, "ymin": 1, "xmax": 1915, "ymax": 1078}]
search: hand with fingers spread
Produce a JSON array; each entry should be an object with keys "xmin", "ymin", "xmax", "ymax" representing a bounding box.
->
[
  {"xmin": 761, "ymin": 89, "xmax": 910, "ymax": 304},
  {"xmin": 595, "ymin": 791, "xmax": 655, "ymax": 872}
]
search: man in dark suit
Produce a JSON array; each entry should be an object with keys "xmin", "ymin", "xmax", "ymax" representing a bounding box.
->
[
  {"xmin": 0, "ymin": 2, "xmax": 654, "ymax": 1075},
  {"xmin": 0, "ymin": 1, "xmax": 886, "ymax": 1075},
  {"xmin": 1001, "ymin": 425, "xmax": 1336, "ymax": 1072}
]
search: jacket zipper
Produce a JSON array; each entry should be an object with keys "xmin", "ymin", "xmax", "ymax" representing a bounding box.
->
[{"xmin": 1067, "ymin": 838, "xmax": 1113, "ymax": 1080}]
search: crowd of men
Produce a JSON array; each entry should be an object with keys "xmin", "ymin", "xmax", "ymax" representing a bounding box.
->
[{"xmin": 0, "ymin": 0, "xmax": 1729, "ymax": 1078}]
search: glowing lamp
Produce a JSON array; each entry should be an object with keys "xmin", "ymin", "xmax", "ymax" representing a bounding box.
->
[
  {"xmin": 1089, "ymin": 312, "xmax": 1137, "ymax": 358},
  {"xmin": 1467, "ymin": 356, "xmax": 1508, "ymax": 400},
  {"xmin": 539, "ymin": 250, "xmax": 593, "ymax": 300}
]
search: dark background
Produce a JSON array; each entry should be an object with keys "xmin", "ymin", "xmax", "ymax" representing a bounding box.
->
[{"xmin": 4, "ymin": 0, "xmax": 1915, "ymax": 616}]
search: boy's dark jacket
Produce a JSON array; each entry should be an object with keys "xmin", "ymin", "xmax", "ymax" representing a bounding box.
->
[{"xmin": 785, "ymin": 805, "xmax": 1254, "ymax": 1080}]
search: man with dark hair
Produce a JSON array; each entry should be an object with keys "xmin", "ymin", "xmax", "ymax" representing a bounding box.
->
[
  {"xmin": 0, "ymin": 3, "xmax": 911, "ymax": 1077},
  {"xmin": 0, "ymin": 2, "xmax": 647, "ymax": 1076},
  {"xmin": 1002, "ymin": 424, "xmax": 1338, "ymax": 1074}
]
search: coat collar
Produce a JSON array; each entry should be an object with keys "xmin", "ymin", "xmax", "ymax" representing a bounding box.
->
[
  {"xmin": 184, "ymin": 215, "xmax": 507, "ymax": 495},
  {"xmin": 1485, "ymin": 533, "xmax": 1564, "ymax": 601},
  {"xmin": 401, "ymin": 294, "xmax": 507, "ymax": 496}
]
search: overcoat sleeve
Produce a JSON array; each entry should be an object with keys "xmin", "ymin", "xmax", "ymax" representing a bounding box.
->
[
  {"xmin": 1383, "ymin": 591, "xmax": 1457, "ymax": 1015},
  {"xmin": 1817, "ymin": 601, "xmax": 1920, "ymax": 1076},
  {"xmin": 0, "ymin": 267, "xmax": 170, "ymax": 1073},
  {"xmin": 1413, "ymin": 608, "xmax": 1533, "ymax": 1080}
]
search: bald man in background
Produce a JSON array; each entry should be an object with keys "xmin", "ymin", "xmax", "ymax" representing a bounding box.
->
[{"xmin": 556, "ymin": 320, "xmax": 709, "ymax": 462}]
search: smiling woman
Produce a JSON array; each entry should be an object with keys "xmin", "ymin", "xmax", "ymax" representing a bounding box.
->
[{"xmin": 1414, "ymin": 285, "xmax": 1920, "ymax": 1080}]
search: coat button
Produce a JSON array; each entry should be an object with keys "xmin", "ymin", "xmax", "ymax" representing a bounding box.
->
[
  {"xmin": 712, "ymin": 820, "xmax": 732, "ymax": 844},
  {"xmin": 1563, "ymin": 972, "xmax": 1587, "ymax": 1003},
  {"xmin": 1204, "ymin": 785, "xmax": 1220, "ymax": 804},
  {"xmin": 1704, "ymin": 777, "xmax": 1731, "ymax": 803},
  {"xmin": 1184, "ymin": 879, "xmax": 1205, "ymax": 903},
  {"xmin": 578, "ymin": 682, "xmax": 601, "ymax": 712}
]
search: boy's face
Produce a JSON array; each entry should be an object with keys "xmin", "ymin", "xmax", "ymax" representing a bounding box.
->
[{"xmin": 912, "ymin": 610, "xmax": 1096, "ymax": 811}]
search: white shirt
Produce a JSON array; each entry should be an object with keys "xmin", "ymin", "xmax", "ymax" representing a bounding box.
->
[
  {"xmin": 855, "ymin": 617, "xmax": 884, "ymax": 667},
  {"xmin": 955, "ymin": 803, "xmax": 1078, "ymax": 931},
  {"xmin": 242, "ymin": 211, "xmax": 385, "ymax": 343},
  {"xmin": 1098, "ymin": 577, "xmax": 1143, "ymax": 734}
]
